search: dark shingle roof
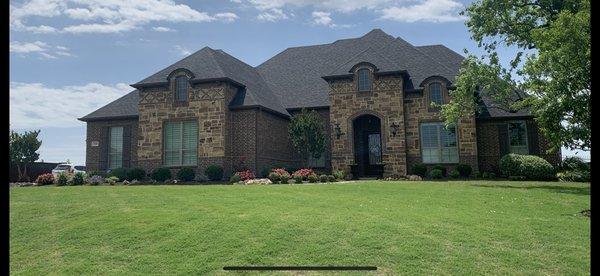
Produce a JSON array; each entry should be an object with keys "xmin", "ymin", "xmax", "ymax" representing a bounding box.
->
[
  {"xmin": 79, "ymin": 90, "xmax": 139, "ymax": 121},
  {"xmin": 81, "ymin": 29, "xmax": 529, "ymax": 121}
]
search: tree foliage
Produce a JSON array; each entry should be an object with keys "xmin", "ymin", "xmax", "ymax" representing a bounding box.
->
[
  {"xmin": 288, "ymin": 109, "xmax": 326, "ymax": 161},
  {"xmin": 10, "ymin": 130, "xmax": 42, "ymax": 182},
  {"xmin": 442, "ymin": 0, "xmax": 590, "ymax": 152}
]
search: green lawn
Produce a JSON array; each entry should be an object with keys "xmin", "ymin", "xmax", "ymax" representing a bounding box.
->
[{"xmin": 10, "ymin": 181, "xmax": 590, "ymax": 275}]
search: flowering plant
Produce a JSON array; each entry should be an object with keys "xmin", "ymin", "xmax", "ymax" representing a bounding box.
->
[
  {"xmin": 236, "ymin": 170, "xmax": 255, "ymax": 181},
  {"xmin": 292, "ymin": 168, "xmax": 314, "ymax": 180}
]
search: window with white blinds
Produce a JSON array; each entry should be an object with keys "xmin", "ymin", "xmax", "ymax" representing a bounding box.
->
[
  {"xmin": 420, "ymin": 122, "xmax": 458, "ymax": 164},
  {"xmin": 164, "ymin": 121, "xmax": 198, "ymax": 166},
  {"xmin": 108, "ymin": 126, "xmax": 123, "ymax": 169}
]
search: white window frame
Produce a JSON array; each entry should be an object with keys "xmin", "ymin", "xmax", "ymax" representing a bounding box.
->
[
  {"xmin": 420, "ymin": 122, "xmax": 459, "ymax": 164},
  {"xmin": 508, "ymin": 121, "xmax": 529, "ymax": 155}
]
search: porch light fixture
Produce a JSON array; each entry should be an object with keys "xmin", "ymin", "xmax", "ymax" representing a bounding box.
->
[
  {"xmin": 390, "ymin": 122, "xmax": 399, "ymax": 137},
  {"xmin": 334, "ymin": 123, "xmax": 344, "ymax": 139}
]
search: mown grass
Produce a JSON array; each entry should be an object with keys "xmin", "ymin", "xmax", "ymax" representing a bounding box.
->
[{"xmin": 10, "ymin": 181, "xmax": 590, "ymax": 275}]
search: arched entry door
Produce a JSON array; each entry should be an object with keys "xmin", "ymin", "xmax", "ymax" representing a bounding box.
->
[{"xmin": 352, "ymin": 114, "xmax": 382, "ymax": 177}]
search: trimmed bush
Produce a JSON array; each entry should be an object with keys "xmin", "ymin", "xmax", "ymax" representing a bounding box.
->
[
  {"xmin": 87, "ymin": 170, "xmax": 106, "ymax": 177},
  {"xmin": 70, "ymin": 172, "xmax": 85, "ymax": 185},
  {"xmin": 237, "ymin": 170, "xmax": 255, "ymax": 181},
  {"xmin": 268, "ymin": 172, "xmax": 280, "ymax": 183},
  {"xmin": 292, "ymin": 168, "xmax": 314, "ymax": 180},
  {"xmin": 35, "ymin": 173, "xmax": 54, "ymax": 185},
  {"xmin": 429, "ymin": 169, "xmax": 443, "ymax": 179},
  {"xmin": 86, "ymin": 175, "xmax": 104, "ymax": 185},
  {"xmin": 482, "ymin": 172, "xmax": 490, "ymax": 179},
  {"xmin": 229, "ymin": 173, "xmax": 241, "ymax": 184},
  {"xmin": 560, "ymin": 156, "xmax": 589, "ymax": 172},
  {"xmin": 56, "ymin": 173, "xmax": 68, "ymax": 186},
  {"xmin": 280, "ymin": 174, "xmax": 290, "ymax": 184},
  {"xmin": 410, "ymin": 163, "xmax": 427, "ymax": 177},
  {"xmin": 432, "ymin": 165, "xmax": 447, "ymax": 177},
  {"xmin": 307, "ymin": 173, "xmax": 319, "ymax": 183},
  {"xmin": 195, "ymin": 174, "xmax": 209, "ymax": 183},
  {"xmin": 449, "ymin": 170, "xmax": 460, "ymax": 179},
  {"xmin": 455, "ymin": 164, "xmax": 472, "ymax": 177},
  {"xmin": 293, "ymin": 175, "xmax": 303, "ymax": 184},
  {"xmin": 151, "ymin": 167, "xmax": 172, "ymax": 182},
  {"xmin": 488, "ymin": 172, "xmax": 496, "ymax": 179},
  {"xmin": 106, "ymin": 176, "xmax": 119, "ymax": 185},
  {"xmin": 204, "ymin": 165, "xmax": 223, "ymax": 181},
  {"xmin": 557, "ymin": 170, "xmax": 590, "ymax": 182},
  {"xmin": 327, "ymin": 175, "xmax": 336, "ymax": 182},
  {"xmin": 500, "ymin": 154, "xmax": 554, "ymax": 180},
  {"xmin": 177, "ymin": 167, "xmax": 196, "ymax": 181},
  {"xmin": 319, "ymin": 174, "xmax": 328, "ymax": 183},
  {"xmin": 332, "ymin": 170, "xmax": 345, "ymax": 180},
  {"xmin": 127, "ymin": 167, "xmax": 146, "ymax": 181},
  {"xmin": 108, "ymin": 168, "xmax": 129, "ymax": 181}
]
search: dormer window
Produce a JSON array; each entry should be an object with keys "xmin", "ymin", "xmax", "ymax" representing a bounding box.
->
[
  {"xmin": 429, "ymin": 82, "xmax": 443, "ymax": 105},
  {"xmin": 175, "ymin": 76, "xmax": 188, "ymax": 101},
  {"xmin": 357, "ymin": 68, "xmax": 372, "ymax": 92}
]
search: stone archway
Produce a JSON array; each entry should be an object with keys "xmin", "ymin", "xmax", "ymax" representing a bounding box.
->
[{"xmin": 352, "ymin": 114, "xmax": 383, "ymax": 177}]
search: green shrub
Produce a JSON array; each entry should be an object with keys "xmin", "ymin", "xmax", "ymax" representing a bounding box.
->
[
  {"xmin": 108, "ymin": 168, "xmax": 129, "ymax": 181},
  {"xmin": 429, "ymin": 169, "xmax": 443, "ymax": 179},
  {"xmin": 518, "ymin": 155, "xmax": 554, "ymax": 180},
  {"xmin": 557, "ymin": 170, "xmax": 590, "ymax": 182},
  {"xmin": 410, "ymin": 163, "xmax": 427, "ymax": 177},
  {"xmin": 307, "ymin": 173, "xmax": 319, "ymax": 183},
  {"xmin": 70, "ymin": 172, "xmax": 85, "ymax": 185},
  {"xmin": 500, "ymin": 154, "xmax": 524, "ymax": 177},
  {"xmin": 151, "ymin": 167, "xmax": 172, "ymax": 182},
  {"xmin": 204, "ymin": 165, "xmax": 223, "ymax": 181},
  {"xmin": 327, "ymin": 175, "xmax": 336, "ymax": 182},
  {"xmin": 449, "ymin": 170, "xmax": 460, "ymax": 179},
  {"xmin": 280, "ymin": 174, "xmax": 289, "ymax": 184},
  {"xmin": 560, "ymin": 156, "xmax": 589, "ymax": 172},
  {"xmin": 106, "ymin": 176, "xmax": 119, "ymax": 185},
  {"xmin": 481, "ymin": 172, "xmax": 490, "ymax": 179},
  {"xmin": 127, "ymin": 167, "xmax": 146, "ymax": 181},
  {"xmin": 56, "ymin": 173, "xmax": 69, "ymax": 186},
  {"xmin": 432, "ymin": 165, "xmax": 447, "ymax": 177},
  {"xmin": 488, "ymin": 172, "xmax": 496, "ymax": 179},
  {"xmin": 455, "ymin": 164, "xmax": 472, "ymax": 177},
  {"xmin": 508, "ymin": 175, "xmax": 526, "ymax": 181},
  {"xmin": 177, "ymin": 167, "xmax": 196, "ymax": 181},
  {"xmin": 87, "ymin": 170, "xmax": 106, "ymax": 177},
  {"xmin": 332, "ymin": 170, "xmax": 345, "ymax": 180},
  {"xmin": 229, "ymin": 173, "xmax": 241, "ymax": 184},
  {"xmin": 319, "ymin": 174, "xmax": 329, "ymax": 182},
  {"xmin": 268, "ymin": 172, "xmax": 280, "ymax": 183},
  {"xmin": 293, "ymin": 175, "xmax": 303, "ymax": 184}
]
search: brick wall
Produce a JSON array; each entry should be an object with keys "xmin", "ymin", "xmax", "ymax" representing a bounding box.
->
[{"xmin": 85, "ymin": 118, "xmax": 138, "ymax": 171}]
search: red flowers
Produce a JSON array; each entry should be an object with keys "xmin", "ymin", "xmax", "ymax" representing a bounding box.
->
[
  {"xmin": 35, "ymin": 173, "xmax": 55, "ymax": 185},
  {"xmin": 236, "ymin": 170, "xmax": 255, "ymax": 181},
  {"xmin": 292, "ymin": 168, "xmax": 314, "ymax": 180}
]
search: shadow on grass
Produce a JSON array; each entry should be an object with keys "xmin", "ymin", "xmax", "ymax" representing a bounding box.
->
[{"xmin": 471, "ymin": 183, "xmax": 590, "ymax": 195}]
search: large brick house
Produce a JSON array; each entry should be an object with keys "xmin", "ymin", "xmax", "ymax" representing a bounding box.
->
[{"xmin": 79, "ymin": 29, "xmax": 559, "ymax": 178}]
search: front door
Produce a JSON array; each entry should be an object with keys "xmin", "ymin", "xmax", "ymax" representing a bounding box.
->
[
  {"xmin": 364, "ymin": 132, "xmax": 382, "ymax": 176},
  {"xmin": 352, "ymin": 114, "xmax": 382, "ymax": 177}
]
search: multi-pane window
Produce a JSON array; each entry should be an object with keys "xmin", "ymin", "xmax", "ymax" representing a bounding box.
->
[
  {"xmin": 175, "ymin": 76, "xmax": 188, "ymax": 101},
  {"xmin": 508, "ymin": 121, "xmax": 528, "ymax": 154},
  {"xmin": 420, "ymin": 123, "xmax": 459, "ymax": 163},
  {"xmin": 357, "ymin": 68, "xmax": 372, "ymax": 92},
  {"xmin": 164, "ymin": 121, "xmax": 198, "ymax": 166},
  {"xmin": 108, "ymin": 126, "xmax": 123, "ymax": 169},
  {"xmin": 429, "ymin": 83, "xmax": 443, "ymax": 106}
]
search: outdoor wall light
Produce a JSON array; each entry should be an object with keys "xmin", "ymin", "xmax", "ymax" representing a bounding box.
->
[
  {"xmin": 334, "ymin": 123, "xmax": 344, "ymax": 139},
  {"xmin": 390, "ymin": 122, "xmax": 399, "ymax": 137}
]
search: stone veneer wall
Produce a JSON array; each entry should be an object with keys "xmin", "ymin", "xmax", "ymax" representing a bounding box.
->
[
  {"xmin": 136, "ymin": 76, "xmax": 237, "ymax": 177},
  {"xmin": 85, "ymin": 118, "xmax": 138, "ymax": 171},
  {"xmin": 477, "ymin": 118, "xmax": 561, "ymax": 173},
  {"xmin": 328, "ymin": 74, "xmax": 407, "ymax": 177},
  {"xmin": 403, "ymin": 80, "xmax": 478, "ymax": 174}
]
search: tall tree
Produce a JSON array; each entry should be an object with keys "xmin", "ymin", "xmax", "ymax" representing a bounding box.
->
[
  {"xmin": 10, "ymin": 130, "xmax": 42, "ymax": 182},
  {"xmin": 442, "ymin": 0, "xmax": 590, "ymax": 152},
  {"xmin": 288, "ymin": 109, "xmax": 326, "ymax": 165}
]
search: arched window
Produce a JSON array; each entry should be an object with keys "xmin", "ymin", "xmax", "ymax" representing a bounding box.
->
[
  {"xmin": 429, "ymin": 82, "xmax": 443, "ymax": 105},
  {"xmin": 175, "ymin": 76, "xmax": 188, "ymax": 101},
  {"xmin": 357, "ymin": 68, "xmax": 372, "ymax": 92}
]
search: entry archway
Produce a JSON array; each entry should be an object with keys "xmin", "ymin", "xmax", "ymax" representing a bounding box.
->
[{"xmin": 352, "ymin": 114, "xmax": 382, "ymax": 177}]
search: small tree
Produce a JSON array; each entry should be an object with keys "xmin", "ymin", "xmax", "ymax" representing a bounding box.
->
[
  {"xmin": 10, "ymin": 130, "xmax": 42, "ymax": 182},
  {"xmin": 288, "ymin": 109, "xmax": 326, "ymax": 166}
]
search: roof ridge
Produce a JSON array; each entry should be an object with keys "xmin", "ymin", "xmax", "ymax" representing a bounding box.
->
[
  {"xmin": 392, "ymin": 37, "xmax": 456, "ymax": 79},
  {"xmin": 204, "ymin": 47, "xmax": 227, "ymax": 78}
]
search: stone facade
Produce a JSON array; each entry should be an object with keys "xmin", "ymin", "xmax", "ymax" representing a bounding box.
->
[
  {"xmin": 328, "ymin": 69, "xmax": 407, "ymax": 178},
  {"xmin": 136, "ymin": 71, "xmax": 237, "ymax": 176}
]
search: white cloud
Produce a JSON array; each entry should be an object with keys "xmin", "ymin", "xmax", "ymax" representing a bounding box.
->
[
  {"xmin": 174, "ymin": 45, "xmax": 192, "ymax": 56},
  {"xmin": 257, "ymin": 8, "xmax": 289, "ymax": 22},
  {"xmin": 10, "ymin": 40, "xmax": 74, "ymax": 59},
  {"xmin": 246, "ymin": 0, "xmax": 393, "ymax": 13},
  {"xmin": 379, "ymin": 0, "xmax": 466, "ymax": 22},
  {"xmin": 214, "ymin": 12, "xmax": 239, "ymax": 23},
  {"xmin": 152, "ymin": 26, "xmax": 174, "ymax": 32},
  {"xmin": 10, "ymin": 0, "xmax": 238, "ymax": 34},
  {"xmin": 9, "ymin": 82, "xmax": 131, "ymax": 129}
]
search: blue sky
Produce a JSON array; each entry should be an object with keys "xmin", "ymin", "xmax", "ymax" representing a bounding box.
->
[{"xmin": 9, "ymin": 0, "xmax": 590, "ymax": 165}]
